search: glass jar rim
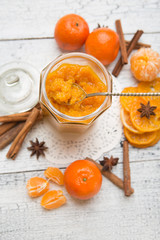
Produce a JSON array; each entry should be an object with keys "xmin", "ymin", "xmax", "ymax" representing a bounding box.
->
[{"xmin": 42, "ymin": 52, "xmax": 112, "ymax": 121}]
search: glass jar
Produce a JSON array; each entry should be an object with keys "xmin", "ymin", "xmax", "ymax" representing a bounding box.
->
[{"xmin": 40, "ymin": 52, "xmax": 112, "ymax": 132}]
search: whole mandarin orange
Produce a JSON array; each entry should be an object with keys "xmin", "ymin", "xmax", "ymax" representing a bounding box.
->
[
  {"xmin": 54, "ymin": 14, "xmax": 89, "ymax": 51},
  {"xmin": 64, "ymin": 159, "xmax": 102, "ymax": 200},
  {"xmin": 85, "ymin": 27, "xmax": 119, "ymax": 65}
]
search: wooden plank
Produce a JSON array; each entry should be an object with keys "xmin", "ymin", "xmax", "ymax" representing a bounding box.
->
[
  {"xmin": 0, "ymin": 160, "xmax": 160, "ymax": 239},
  {"xmin": 0, "ymin": 0, "xmax": 160, "ymax": 40}
]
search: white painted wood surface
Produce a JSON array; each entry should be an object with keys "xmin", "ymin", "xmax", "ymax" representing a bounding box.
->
[{"xmin": 0, "ymin": 0, "xmax": 160, "ymax": 239}]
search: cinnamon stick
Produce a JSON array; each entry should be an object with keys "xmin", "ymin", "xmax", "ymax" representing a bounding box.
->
[
  {"xmin": 112, "ymin": 30, "xmax": 143, "ymax": 77},
  {"xmin": 86, "ymin": 157, "xmax": 134, "ymax": 193},
  {"xmin": 115, "ymin": 20, "xmax": 128, "ymax": 64},
  {"xmin": 6, "ymin": 108, "xmax": 40, "ymax": 159},
  {"xmin": 0, "ymin": 122, "xmax": 17, "ymax": 136},
  {"xmin": 123, "ymin": 141, "xmax": 133, "ymax": 196},
  {"xmin": 0, "ymin": 112, "xmax": 31, "ymax": 122},
  {"xmin": 0, "ymin": 122, "xmax": 25, "ymax": 150},
  {"xmin": 125, "ymin": 40, "xmax": 151, "ymax": 49}
]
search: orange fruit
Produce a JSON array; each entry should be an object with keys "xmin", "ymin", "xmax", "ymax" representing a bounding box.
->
[
  {"xmin": 54, "ymin": 14, "xmax": 89, "ymax": 51},
  {"xmin": 124, "ymin": 127, "xmax": 157, "ymax": 146},
  {"xmin": 120, "ymin": 87, "xmax": 139, "ymax": 112},
  {"xmin": 120, "ymin": 107, "xmax": 143, "ymax": 134},
  {"xmin": 130, "ymin": 48, "xmax": 160, "ymax": 82},
  {"xmin": 130, "ymin": 98, "xmax": 160, "ymax": 132},
  {"xmin": 41, "ymin": 190, "xmax": 66, "ymax": 210},
  {"xmin": 26, "ymin": 177, "xmax": 49, "ymax": 198},
  {"xmin": 85, "ymin": 27, "xmax": 119, "ymax": 65},
  {"xmin": 64, "ymin": 160, "xmax": 102, "ymax": 200},
  {"xmin": 44, "ymin": 167, "xmax": 64, "ymax": 185}
]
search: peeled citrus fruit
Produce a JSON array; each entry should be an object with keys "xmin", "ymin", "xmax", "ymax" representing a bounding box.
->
[
  {"xmin": 26, "ymin": 177, "xmax": 49, "ymax": 198},
  {"xmin": 130, "ymin": 98, "xmax": 160, "ymax": 132},
  {"xmin": 124, "ymin": 127, "xmax": 157, "ymax": 146},
  {"xmin": 120, "ymin": 87, "xmax": 139, "ymax": 112},
  {"xmin": 130, "ymin": 48, "xmax": 160, "ymax": 82},
  {"xmin": 120, "ymin": 107, "xmax": 143, "ymax": 134},
  {"xmin": 44, "ymin": 167, "xmax": 64, "ymax": 185},
  {"xmin": 64, "ymin": 160, "xmax": 102, "ymax": 200},
  {"xmin": 41, "ymin": 190, "xmax": 66, "ymax": 210}
]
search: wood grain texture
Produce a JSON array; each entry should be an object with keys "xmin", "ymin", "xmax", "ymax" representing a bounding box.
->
[
  {"xmin": 0, "ymin": 161, "xmax": 160, "ymax": 240},
  {"xmin": 0, "ymin": 0, "xmax": 160, "ymax": 239},
  {"xmin": 0, "ymin": 0, "xmax": 160, "ymax": 40}
]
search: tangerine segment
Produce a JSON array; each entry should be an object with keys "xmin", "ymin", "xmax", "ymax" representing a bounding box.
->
[
  {"xmin": 130, "ymin": 48, "xmax": 160, "ymax": 82},
  {"xmin": 41, "ymin": 190, "xmax": 66, "ymax": 210},
  {"xmin": 130, "ymin": 98, "xmax": 160, "ymax": 132},
  {"xmin": 44, "ymin": 167, "xmax": 64, "ymax": 185},
  {"xmin": 130, "ymin": 130, "xmax": 160, "ymax": 148},
  {"xmin": 120, "ymin": 87, "xmax": 139, "ymax": 112},
  {"xmin": 124, "ymin": 127, "xmax": 157, "ymax": 146},
  {"xmin": 120, "ymin": 108, "xmax": 143, "ymax": 134},
  {"xmin": 26, "ymin": 177, "xmax": 49, "ymax": 198}
]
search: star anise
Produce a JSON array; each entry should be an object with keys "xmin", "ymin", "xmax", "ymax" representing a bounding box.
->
[
  {"xmin": 137, "ymin": 101, "xmax": 157, "ymax": 119},
  {"xmin": 27, "ymin": 138, "xmax": 48, "ymax": 159},
  {"xmin": 99, "ymin": 156, "xmax": 119, "ymax": 171}
]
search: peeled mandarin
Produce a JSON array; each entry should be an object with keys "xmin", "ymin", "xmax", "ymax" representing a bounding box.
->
[
  {"xmin": 41, "ymin": 190, "xmax": 66, "ymax": 210},
  {"xmin": 130, "ymin": 48, "xmax": 160, "ymax": 82},
  {"xmin": 44, "ymin": 167, "xmax": 64, "ymax": 185},
  {"xmin": 26, "ymin": 177, "xmax": 49, "ymax": 198}
]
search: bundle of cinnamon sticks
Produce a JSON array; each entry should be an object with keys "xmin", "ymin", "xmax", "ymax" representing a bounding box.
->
[
  {"xmin": 112, "ymin": 19, "xmax": 151, "ymax": 77},
  {"xmin": 0, "ymin": 104, "xmax": 43, "ymax": 160}
]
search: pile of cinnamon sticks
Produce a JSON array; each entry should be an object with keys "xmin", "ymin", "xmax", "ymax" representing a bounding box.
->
[
  {"xmin": 112, "ymin": 19, "xmax": 151, "ymax": 77},
  {"xmin": 86, "ymin": 140, "xmax": 134, "ymax": 197},
  {"xmin": 0, "ymin": 105, "xmax": 43, "ymax": 160}
]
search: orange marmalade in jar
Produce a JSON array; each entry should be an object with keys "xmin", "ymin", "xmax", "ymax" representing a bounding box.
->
[
  {"xmin": 45, "ymin": 63, "xmax": 107, "ymax": 117},
  {"xmin": 40, "ymin": 53, "xmax": 112, "ymax": 130}
]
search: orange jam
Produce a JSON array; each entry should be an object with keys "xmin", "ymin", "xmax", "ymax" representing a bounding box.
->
[{"xmin": 45, "ymin": 63, "xmax": 107, "ymax": 117}]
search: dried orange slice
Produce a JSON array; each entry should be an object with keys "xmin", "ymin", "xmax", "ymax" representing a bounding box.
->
[
  {"xmin": 138, "ymin": 77, "xmax": 160, "ymax": 103},
  {"xmin": 130, "ymin": 48, "xmax": 160, "ymax": 82},
  {"xmin": 26, "ymin": 177, "xmax": 49, "ymax": 198},
  {"xmin": 130, "ymin": 130, "xmax": 160, "ymax": 148},
  {"xmin": 120, "ymin": 108, "xmax": 143, "ymax": 134},
  {"xmin": 41, "ymin": 190, "xmax": 66, "ymax": 210},
  {"xmin": 44, "ymin": 167, "xmax": 64, "ymax": 185},
  {"xmin": 124, "ymin": 127, "xmax": 157, "ymax": 146},
  {"xmin": 130, "ymin": 98, "xmax": 160, "ymax": 132},
  {"xmin": 120, "ymin": 87, "xmax": 139, "ymax": 112}
]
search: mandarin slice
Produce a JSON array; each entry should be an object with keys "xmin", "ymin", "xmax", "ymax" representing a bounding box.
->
[
  {"xmin": 130, "ymin": 130, "xmax": 160, "ymax": 148},
  {"xmin": 138, "ymin": 77, "xmax": 160, "ymax": 103},
  {"xmin": 120, "ymin": 108, "xmax": 143, "ymax": 134},
  {"xmin": 41, "ymin": 190, "xmax": 66, "ymax": 210},
  {"xmin": 120, "ymin": 87, "xmax": 139, "ymax": 112},
  {"xmin": 44, "ymin": 167, "xmax": 64, "ymax": 185},
  {"xmin": 26, "ymin": 177, "xmax": 49, "ymax": 198},
  {"xmin": 130, "ymin": 98, "xmax": 160, "ymax": 132},
  {"xmin": 130, "ymin": 48, "xmax": 160, "ymax": 82},
  {"xmin": 124, "ymin": 127, "xmax": 157, "ymax": 146}
]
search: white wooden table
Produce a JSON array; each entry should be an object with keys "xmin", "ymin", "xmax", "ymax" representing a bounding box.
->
[{"xmin": 0, "ymin": 1, "xmax": 160, "ymax": 239}]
